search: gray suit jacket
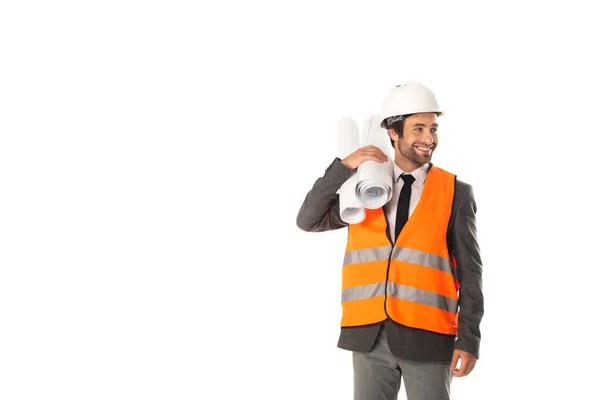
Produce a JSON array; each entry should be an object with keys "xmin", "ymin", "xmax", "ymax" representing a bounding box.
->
[{"xmin": 296, "ymin": 158, "xmax": 484, "ymax": 362}]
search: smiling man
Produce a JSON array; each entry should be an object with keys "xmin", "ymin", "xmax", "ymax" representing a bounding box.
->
[
  {"xmin": 296, "ymin": 83, "xmax": 484, "ymax": 400},
  {"xmin": 394, "ymin": 115, "xmax": 438, "ymax": 164}
]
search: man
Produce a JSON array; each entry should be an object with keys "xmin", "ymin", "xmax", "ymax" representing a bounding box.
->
[{"xmin": 296, "ymin": 82, "xmax": 484, "ymax": 400}]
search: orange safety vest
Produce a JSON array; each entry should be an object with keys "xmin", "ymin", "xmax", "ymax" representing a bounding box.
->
[{"xmin": 341, "ymin": 165, "xmax": 459, "ymax": 335}]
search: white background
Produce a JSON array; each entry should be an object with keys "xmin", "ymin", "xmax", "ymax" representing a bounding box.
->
[{"xmin": 1, "ymin": 1, "xmax": 599, "ymax": 399}]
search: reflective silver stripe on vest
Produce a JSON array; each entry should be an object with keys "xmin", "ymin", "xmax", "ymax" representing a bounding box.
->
[
  {"xmin": 391, "ymin": 247, "xmax": 452, "ymax": 274},
  {"xmin": 344, "ymin": 246, "xmax": 451, "ymax": 274},
  {"xmin": 343, "ymin": 246, "xmax": 390, "ymax": 266},
  {"xmin": 342, "ymin": 282, "xmax": 457, "ymax": 313},
  {"xmin": 342, "ymin": 282, "xmax": 386, "ymax": 302},
  {"xmin": 387, "ymin": 283, "xmax": 458, "ymax": 313}
]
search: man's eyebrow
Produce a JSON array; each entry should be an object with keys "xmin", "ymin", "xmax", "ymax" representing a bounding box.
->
[{"xmin": 412, "ymin": 123, "xmax": 438, "ymax": 127}]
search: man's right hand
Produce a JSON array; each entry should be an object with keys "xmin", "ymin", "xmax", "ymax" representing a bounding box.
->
[{"xmin": 341, "ymin": 145, "xmax": 389, "ymax": 170}]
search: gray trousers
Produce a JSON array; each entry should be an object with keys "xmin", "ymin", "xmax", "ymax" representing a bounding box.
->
[{"xmin": 353, "ymin": 325, "xmax": 452, "ymax": 400}]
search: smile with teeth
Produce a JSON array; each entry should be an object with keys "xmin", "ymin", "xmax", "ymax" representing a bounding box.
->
[{"xmin": 415, "ymin": 145, "xmax": 433, "ymax": 152}]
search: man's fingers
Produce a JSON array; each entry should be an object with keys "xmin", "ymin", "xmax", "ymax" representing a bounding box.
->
[
  {"xmin": 452, "ymin": 359, "xmax": 468, "ymax": 377},
  {"xmin": 343, "ymin": 146, "xmax": 389, "ymax": 169},
  {"xmin": 361, "ymin": 146, "xmax": 387, "ymax": 155},
  {"xmin": 452, "ymin": 355, "xmax": 476, "ymax": 377},
  {"xmin": 459, "ymin": 360, "xmax": 474, "ymax": 377},
  {"xmin": 358, "ymin": 154, "xmax": 387, "ymax": 163},
  {"xmin": 466, "ymin": 359, "xmax": 477, "ymax": 375},
  {"xmin": 360, "ymin": 149, "xmax": 388, "ymax": 162},
  {"xmin": 366, "ymin": 155, "xmax": 388, "ymax": 163},
  {"xmin": 449, "ymin": 351, "xmax": 459, "ymax": 372}
]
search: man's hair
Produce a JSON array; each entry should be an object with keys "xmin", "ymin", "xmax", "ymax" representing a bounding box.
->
[{"xmin": 382, "ymin": 116, "xmax": 411, "ymax": 148}]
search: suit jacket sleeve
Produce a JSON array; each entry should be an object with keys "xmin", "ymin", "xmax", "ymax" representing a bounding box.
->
[
  {"xmin": 451, "ymin": 182, "xmax": 484, "ymax": 358},
  {"xmin": 296, "ymin": 158, "xmax": 354, "ymax": 232}
]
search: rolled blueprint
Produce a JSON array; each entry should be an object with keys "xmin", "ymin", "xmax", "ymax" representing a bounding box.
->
[
  {"xmin": 337, "ymin": 117, "xmax": 360, "ymax": 159},
  {"xmin": 355, "ymin": 115, "xmax": 394, "ymax": 209},
  {"xmin": 337, "ymin": 117, "xmax": 366, "ymax": 224}
]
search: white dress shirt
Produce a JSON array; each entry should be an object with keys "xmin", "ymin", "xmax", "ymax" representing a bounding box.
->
[{"xmin": 384, "ymin": 162, "xmax": 431, "ymax": 241}]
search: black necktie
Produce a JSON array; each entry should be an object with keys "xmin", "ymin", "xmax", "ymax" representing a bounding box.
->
[{"xmin": 395, "ymin": 174, "xmax": 415, "ymax": 241}]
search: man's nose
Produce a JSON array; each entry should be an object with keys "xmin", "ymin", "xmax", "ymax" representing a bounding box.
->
[{"xmin": 422, "ymin": 130, "xmax": 434, "ymax": 145}]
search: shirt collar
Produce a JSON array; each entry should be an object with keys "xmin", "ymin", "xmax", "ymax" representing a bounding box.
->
[{"xmin": 393, "ymin": 162, "xmax": 430, "ymax": 186}]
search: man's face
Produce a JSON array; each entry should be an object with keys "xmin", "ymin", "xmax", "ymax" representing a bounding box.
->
[{"xmin": 392, "ymin": 113, "xmax": 438, "ymax": 168}]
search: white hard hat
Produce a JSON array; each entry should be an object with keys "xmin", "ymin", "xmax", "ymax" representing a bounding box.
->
[{"xmin": 380, "ymin": 82, "xmax": 443, "ymax": 127}]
